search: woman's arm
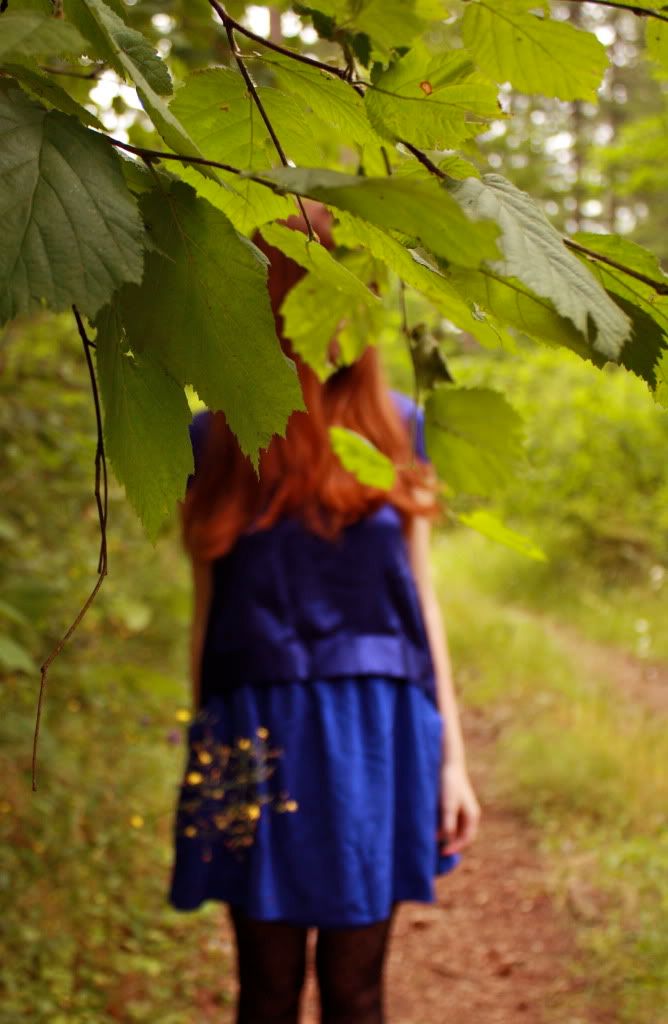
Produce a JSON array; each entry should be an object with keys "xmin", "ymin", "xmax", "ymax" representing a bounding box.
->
[
  {"xmin": 406, "ymin": 513, "xmax": 481, "ymax": 853},
  {"xmin": 189, "ymin": 557, "xmax": 214, "ymax": 711}
]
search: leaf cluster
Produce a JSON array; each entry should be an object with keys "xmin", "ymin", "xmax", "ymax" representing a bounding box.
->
[{"xmin": 1, "ymin": 0, "xmax": 667, "ymax": 538}]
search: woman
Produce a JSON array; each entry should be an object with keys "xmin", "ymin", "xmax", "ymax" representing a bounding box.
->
[{"xmin": 169, "ymin": 202, "xmax": 481, "ymax": 1023}]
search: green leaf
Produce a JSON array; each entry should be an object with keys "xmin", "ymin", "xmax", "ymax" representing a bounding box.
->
[
  {"xmin": 95, "ymin": 306, "xmax": 193, "ymax": 542},
  {"xmin": 260, "ymin": 221, "xmax": 380, "ymax": 376},
  {"xmin": 571, "ymin": 232, "xmax": 668, "ymax": 292},
  {"xmin": 261, "ymin": 221, "xmax": 377, "ymax": 300},
  {"xmin": 280, "ymin": 271, "xmax": 384, "ymax": 378},
  {"xmin": 457, "ymin": 508, "xmax": 547, "ymax": 561},
  {"xmin": 2, "ymin": 62, "xmax": 103, "ymax": 129},
  {"xmin": 351, "ymin": 0, "xmax": 435, "ymax": 55},
  {"xmin": 613, "ymin": 295, "xmax": 668, "ymax": 390},
  {"xmin": 169, "ymin": 68, "xmax": 310, "ymax": 232},
  {"xmin": 332, "ymin": 208, "xmax": 512, "ymax": 348},
  {"xmin": 646, "ymin": 19, "xmax": 668, "ymax": 74},
  {"xmin": 570, "ymin": 233, "xmax": 668, "ymax": 388},
  {"xmin": 62, "ymin": 0, "xmax": 222, "ymax": 183},
  {"xmin": 62, "ymin": 0, "xmax": 172, "ymax": 95},
  {"xmin": 263, "ymin": 167, "xmax": 501, "ymax": 269},
  {"xmin": 0, "ymin": 11, "xmax": 87, "ymax": 60},
  {"xmin": 172, "ymin": 68, "xmax": 325, "ymax": 169},
  {"xmin": 653, "ymin": 350, "xmax": 668, "ymax": 408},
  {"xmin": 309, "ymin": 0, "xmax": 439, "ymax": 56},
  {"xmin": 0, "ymin": 634, "xmax": 36, "ymax": 675},
  {"xmin": 437, "ymin": 153, "xmax": 482, "ymax": 180},
  {"xmin": 461, "ymin": 1, "xmax": 608, "ymax": 101},
  {"xmin": 279, "ymin": 275, "xmax": 348, "ymax": 377},
  {"xmin": 424, "ymin": 384, "xmax": 525, "ymax": 496},
  {"xmin": 262, "ymin": 53, "xmax": 381, "ymax": 148},
  {"xmin": 118, "ymin": 182, "xmax": 304, "ymax": 465},
  {"xmin": 446, "ymin": 266, "xmax": 599, "ymax": 358},
  {"xmin": 449, "ymin": 174, "xmax": 632, "ymax": 359},
  {"xmin": 0, "ymin": 83, "xmax": 144, "ymax": 324},
  {"xmin": 329, "ymin": 426, "xmax": 396, "ymax": 489},
  {"xmin": 365, "ymin": 45, "xmax": 500, "ymax": 149},
  {"xmin": 0, "ymin": 598, "xmax": 28, "ymax": 627}
]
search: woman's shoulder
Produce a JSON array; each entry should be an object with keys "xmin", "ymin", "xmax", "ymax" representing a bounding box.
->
[
  {"xmin": 388, "ymin": 388, "xmax": 428, "ymax": 462},
  {"xmin": 188, "ymin": 407, "xmax": 213, "ymax": 454},
  {"xmin": 185, "ymin": 409, "xmax": 214, "ymax": 491}
]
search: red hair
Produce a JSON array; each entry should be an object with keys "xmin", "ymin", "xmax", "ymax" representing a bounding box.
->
[{"xmin": 181, "ymin": 202, "xmax": 439, "ymax": 562}]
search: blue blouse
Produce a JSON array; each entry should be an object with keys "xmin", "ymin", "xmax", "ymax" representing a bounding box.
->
[{"xmin": 188, "ymin": 391, "xmax": 438, "ymax": 705}]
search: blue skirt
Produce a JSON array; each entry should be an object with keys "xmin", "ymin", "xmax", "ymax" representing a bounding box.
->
[{"xmin": 168, "ymin": 676, "xmax": 461, "ymax": 927}]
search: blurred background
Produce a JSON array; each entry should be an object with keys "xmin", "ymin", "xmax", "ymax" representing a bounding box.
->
[{"xmin": 1, "ymin": 2, "xmax": 667, "ymax": 1022}]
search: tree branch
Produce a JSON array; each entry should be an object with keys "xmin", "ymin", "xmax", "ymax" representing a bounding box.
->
[
  {"xmin": 559, "ymin": 0, "xmax": 668, "ymax": 23},
  {"xmin": 564, "ymin": 238, "xmax": 668, "ymax": 294},
  {"xmin": 207, "ymin": 0, "xmax": 315, "ymax": 239},
  {"xmin": 206, "ymin": 1, "xmax": 350, "ymax": 79},
  {"xmin": 103, "ymin": 135, "xmax": 668, "ymax": 298},
  {"xmin": 32, "ymin": 307, "xmax": 109, "ymax": 791},
  {"xmin": 399, "ymin": 141, "xmax": 448, "ymax": 179},
  {"xmin": 105, "ymin": 135, "xmax": 249, "ymax": 176}
]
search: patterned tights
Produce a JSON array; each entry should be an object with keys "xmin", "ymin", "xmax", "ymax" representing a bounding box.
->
[{"xmin": 228, "ymin": 903, "xmax": 397, "ymax": 1024}]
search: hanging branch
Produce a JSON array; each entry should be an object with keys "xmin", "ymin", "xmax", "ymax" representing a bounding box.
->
[
  {"xmin": 32, "ymin": 307, "xmax": 108, "ymax": 791},
  {"xmin": 560, "ymin": 0, "xmax": 668, "ymax": 23},
  {"xmin": 207, "ymin": 0, "xmax": 316, "ymax": 241},
  {"xmin": 564, "ymin": 237, "xmax": 668, "ymax": 293},
  {"xmin": 105, "ymin": 135, "xmax": 247, "ymax": 175},
  {"xmin": 207, "ymin": 3, "xmax": 349, "ymax": 78}
]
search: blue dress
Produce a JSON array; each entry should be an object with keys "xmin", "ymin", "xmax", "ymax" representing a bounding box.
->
[{"xmin": 168, "ymin": 392, "xmax": 462, "ymax": 927}]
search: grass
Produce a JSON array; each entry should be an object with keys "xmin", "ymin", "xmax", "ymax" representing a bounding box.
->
[
  {"xmin": 434, "ymin": 528, "xmax": 668, "ymax": 1024},
  {"xmin": 0, "ymin": 524, "xmax": 238, "ymax": 1024},
  {"xmin": 444, "ymin": 523, "xmax": 668, "ymax": 660}
]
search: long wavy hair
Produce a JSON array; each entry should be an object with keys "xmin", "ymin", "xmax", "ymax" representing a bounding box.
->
[{"xmin": 181, "ymin": 202, "xmax": 439, "ymax": 562}]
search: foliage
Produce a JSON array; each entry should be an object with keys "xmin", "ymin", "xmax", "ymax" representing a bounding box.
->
[
  {"xmin": 0, "ymin": 316, "xmax": 233, "ymax": 1022},
  {"xmin": 1, "ymin": 0, "xmax": 667, "ymax": 540},
  {"xmin": 451, "ymin": 344, "xmax": 668, "ymax": 576}
]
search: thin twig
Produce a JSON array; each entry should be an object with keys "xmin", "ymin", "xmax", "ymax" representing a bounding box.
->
[
  {"xmin": 31, "ymin": 307, "xmax": 108, "ymax": 791},
  {"xmin": 398, "ymin": 141, "xmax": 448, "ymax": 180},
  {"xmin": 207, "ymin": 1, "xmax": 349, "ymax": 78},
  {"xmin": 564, "ymin": 238, "xmax": 668, "ymax": 294},
  {"xmin": 207, "ymin": 0, "xmax": 315, "ymax": 239},
  {"xmin": 105, "ymin": 135, "xmax": 249, "ymax": 176},
  {"xmin": 559, "ymin": 0, "xmax": 668, "ymax": 23}
]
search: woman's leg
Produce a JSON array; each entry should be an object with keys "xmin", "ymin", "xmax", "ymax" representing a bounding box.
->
[
  {"xmin": 314, "ymin": 905, "xmax": 397, "ymax": 1024},
  {"xmin": 227, "ymin": 903, "xmax": 309, "ymax": 1024}
]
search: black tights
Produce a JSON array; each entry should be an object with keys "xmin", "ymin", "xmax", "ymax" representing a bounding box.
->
[{"xmin": 228, "ymin": 903, "xmax": 397, "ymax": 1024}]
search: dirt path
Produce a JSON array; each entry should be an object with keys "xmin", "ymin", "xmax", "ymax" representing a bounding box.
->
[
  {"xmin": 199, "ymin": 698, "xmax": 616, "ymax": 1024},
  {"xmin": 513, "ymin": 609, "xmax": 668, "ymax": 718},
  {"xmin": 298, "ymin": 703, "xmax": 613, "ymax": 1024}
]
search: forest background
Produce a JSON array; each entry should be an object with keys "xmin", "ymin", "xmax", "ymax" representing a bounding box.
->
[{"xmin": 1, "ymin": 0, "xmax": 668, "ymax": 1021}]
